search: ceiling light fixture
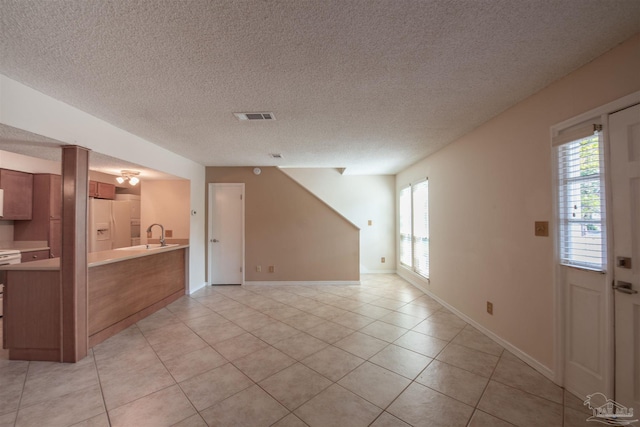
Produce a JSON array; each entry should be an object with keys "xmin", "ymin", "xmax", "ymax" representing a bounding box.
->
[{"xmin": 116, "ymin": 170, "xmax": 141, "ymax": 186}]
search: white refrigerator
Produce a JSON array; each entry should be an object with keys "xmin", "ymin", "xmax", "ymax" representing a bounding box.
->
[{"xmin": 88, "ymin": 199, "xmax": 132, "ymax": 252}]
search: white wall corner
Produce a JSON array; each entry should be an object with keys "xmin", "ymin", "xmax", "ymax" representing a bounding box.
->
[{"xmin": 189, "ymin": 281, "xmax": 209, "ymax": 295}]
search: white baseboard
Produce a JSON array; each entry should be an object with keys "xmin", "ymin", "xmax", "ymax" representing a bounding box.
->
[
  {"xmin": 360, "ymin": 268, "xmax": 398, "ymax": 274},
  {"xmin": 399, "ymin": 270, "xmax": 557, "ymax": 385},
  {"xmin": 244, "ymin": 280, "xmax": 361, "ymax": 286}
]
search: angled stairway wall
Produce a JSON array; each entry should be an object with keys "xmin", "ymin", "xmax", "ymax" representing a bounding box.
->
[{"xmin": 281, "ymin": 168, "xmax": 396, "ymax": 273}]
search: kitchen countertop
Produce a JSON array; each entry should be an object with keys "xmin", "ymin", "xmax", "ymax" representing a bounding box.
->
[{"xmin": 0, "ymin": 244, "xmax": 189, "ymax": 271}]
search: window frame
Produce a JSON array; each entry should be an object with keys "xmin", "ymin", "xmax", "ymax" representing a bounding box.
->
[
  {"xmin": 398, "ymin": 178, "xmax": 430, "ymax": 279},
  {"xmin": 553, "ymin": 123, "xmax": 607, "ymax": 272}
]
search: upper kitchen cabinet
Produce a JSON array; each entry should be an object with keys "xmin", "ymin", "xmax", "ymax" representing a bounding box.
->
[
  {"xmin": 88, "ymin": 180, "xmax": 97, "ymax": 197},
  {"xmin": 14, "ymin": 174, "xmax": 62, "ymax": 258},
  {"xmin": 89, "ymin": 180, "xmax": 116, "ymax": 200},
  {"xmin": 0, "ymin": 169, "xmax": 33, "ymax": 220}
]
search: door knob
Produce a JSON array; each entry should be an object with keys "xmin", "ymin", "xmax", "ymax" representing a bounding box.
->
[
  {"xmin": 614, "ymin": 281, "xmax": 638, "ymax": 294},
  {"xmin": 211, "ymin": 239, "xmax": 219, "ymax": 243}
]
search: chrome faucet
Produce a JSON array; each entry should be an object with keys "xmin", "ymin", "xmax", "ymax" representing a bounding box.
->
[{"xmin": 146, "ymin": 223, "xmax": 166, "ymax": 246}]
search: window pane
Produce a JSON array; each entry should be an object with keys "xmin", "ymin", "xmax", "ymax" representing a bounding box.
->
[
  {"xmin": 399, "ymin": 186, "xmax": 412, "ymax": 266},
  {"xmin": 400, "ymin": 235, "xmax": 412, "ymax": 266},
  {"xmin": 556, "ymin": 133, "xmax": 606, "ymax": 270},
  {"xmin": 412, "ymin": 180, "xmax": 429, "ymax": 278}
]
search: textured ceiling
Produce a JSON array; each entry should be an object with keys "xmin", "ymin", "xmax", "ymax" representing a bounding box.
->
[{"xmin": 1, "ymin": 1, "xmax": 639, "ymax": 175}]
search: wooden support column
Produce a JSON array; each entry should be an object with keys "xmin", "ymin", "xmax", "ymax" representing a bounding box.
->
[{"xmin": 60, "ymin": 146, "xmax": 90, "ymax": 362}]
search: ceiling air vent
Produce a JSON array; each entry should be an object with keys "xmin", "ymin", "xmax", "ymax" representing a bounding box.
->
[{"xmin": 234, "ymin": 112, "xmax": 276, "ymax": 121}]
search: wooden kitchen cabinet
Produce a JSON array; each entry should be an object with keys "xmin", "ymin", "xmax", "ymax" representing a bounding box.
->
[
  {"xmin": 0, "ymin": 169, "xmax": 33, "ymax": 220},
  {"xmin": 88, "ymin": 180, "xmax": 97, "ymax": 197},
  {"xmin": 89, "ymin": 180, "xmax": 116, "ymax": 199},
  {"xmin": 14, "ymin": 174, "xmax": 62, "ymax": 258},
  {"xmin": 48, "ymin": 219, "xmax": 62, "ymax": 258},
  {"xmin": 21, "ymin": 250, "xmax": 50, "ymax": 263},
  {"xmin": 2, "ymin": 270, "xmax": 61, "ymax": 361},
  {"xmin": 49, "ymin": 174, "xmax": 62, "ymax": 219}
]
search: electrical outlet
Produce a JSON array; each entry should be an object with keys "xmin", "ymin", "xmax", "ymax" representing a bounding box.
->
[
  {"xmin": 256, "ymin": 266, "xmax": 261, "ymax": 272},
  {"xmin": 487, "ymin": 301, "xmax": 493, "ymax": 315},
  {"xmin": 269, "ymin": 266, "xmax": 275, "ymax": 273},
  {"xmin": 368, "ymin": 220, "xmax": 373, "ymax": 226},
  {"xmin": 381, "ymin": 257, "xmax": 386, "ymax": 263}
]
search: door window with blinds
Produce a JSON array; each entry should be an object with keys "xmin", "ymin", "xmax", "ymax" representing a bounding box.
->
[
  {"xmin": 554, "ymin": 122, "xmax": 606, "ymax": 271},
  {"xmin": 399, "ymin": 179, "xmax": 430, "ymax": 278}
]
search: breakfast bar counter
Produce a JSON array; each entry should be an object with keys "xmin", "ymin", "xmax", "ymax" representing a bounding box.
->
[
  {"xmin": 1, "ymin": 244, "xmax": 188, "ymax": 361},
  {"xmin": 1, "ymin": 243, "xmax": 187, "ymax": 270}
]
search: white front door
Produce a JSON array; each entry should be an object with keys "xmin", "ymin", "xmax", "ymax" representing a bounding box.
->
[
  {"xmin": 208, "ymin": 183, "xmax": 244, "ymax": 285},
  {"xmin": 557, "ymin": 123, "xmax": 612, "ymax": 399},
  {"xmin": 610, "ymin": 103, "xmax": 640, "ymax": 409}
]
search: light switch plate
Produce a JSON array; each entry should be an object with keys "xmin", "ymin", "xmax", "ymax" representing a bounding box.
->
[{"xmin": 535, "ymin": 221, "xmax": 549, "ymax": 237}]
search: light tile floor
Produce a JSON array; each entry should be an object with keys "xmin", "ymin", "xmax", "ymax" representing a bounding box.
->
[{"xmin": 0, "ymin": 274, "xmax": 594, "ymax": 427}]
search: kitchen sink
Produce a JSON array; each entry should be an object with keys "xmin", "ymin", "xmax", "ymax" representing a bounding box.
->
[{"xmin": 114, "ymin": 244, "xmax": 179, "ymax": 251}]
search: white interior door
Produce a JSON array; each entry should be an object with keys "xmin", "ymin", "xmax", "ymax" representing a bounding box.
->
[
  {"xmin": 208, "ymin": 183, "xmax": 244, "ymax": 285},
  {"xmin": 610, "ymin": 103, "xmax": 640, "ymax": 409}
]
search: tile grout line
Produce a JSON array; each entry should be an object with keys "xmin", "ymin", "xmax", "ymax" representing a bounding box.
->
[
  {"xmin": 10, "ymin": 359, "xmax": 30, "ymax": 427},
  {"xmin": 117, "ymin": 323, "xmax": 198, "ymax": 423},
  {"xmin": 469, "ymin": 346, "xmax": 506, "ymax": 426},
  {"xmin": 90, "ymin": 348, "xmax": 114, "ymax": 427},
  {"xmin": 137, "ymin": 321, "xmax": 207, "ymax": 423}
]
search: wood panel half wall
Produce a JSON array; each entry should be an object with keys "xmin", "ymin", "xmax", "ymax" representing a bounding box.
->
[{"xmin": 88, "ymin": 249, "xmax": 186, "ymax": 347}]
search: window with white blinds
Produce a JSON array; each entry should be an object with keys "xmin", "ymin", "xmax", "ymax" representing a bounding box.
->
[
  {"xmin": 555, "ymin": 124, "xmax": 606, "ymax": 271},
  {"xmin": 399, "ymin": 186, "xmax": 412, "ymax": 267},
  {"xmin": 412, "ymin": 180, "xmax": 430, "ymax": 278},
  {"xmin": 398, "ymin": 180, "xmax": 430, "ymax": 278}
]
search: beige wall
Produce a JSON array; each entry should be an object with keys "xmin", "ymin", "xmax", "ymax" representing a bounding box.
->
[
  {"xmin": 206, "ymin": 167, "xmax": 360, "ymax": 282},
  {"xmin": 396, "ymin": 34, "xmax": 640, "ymax": 371},
  {"xmin": 141, "ymin": 180, "xmax": 191, "ymax": 242},
  {"xmin": 282, "ymin": 168, "xmax": 396, "ymax": 273}
]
